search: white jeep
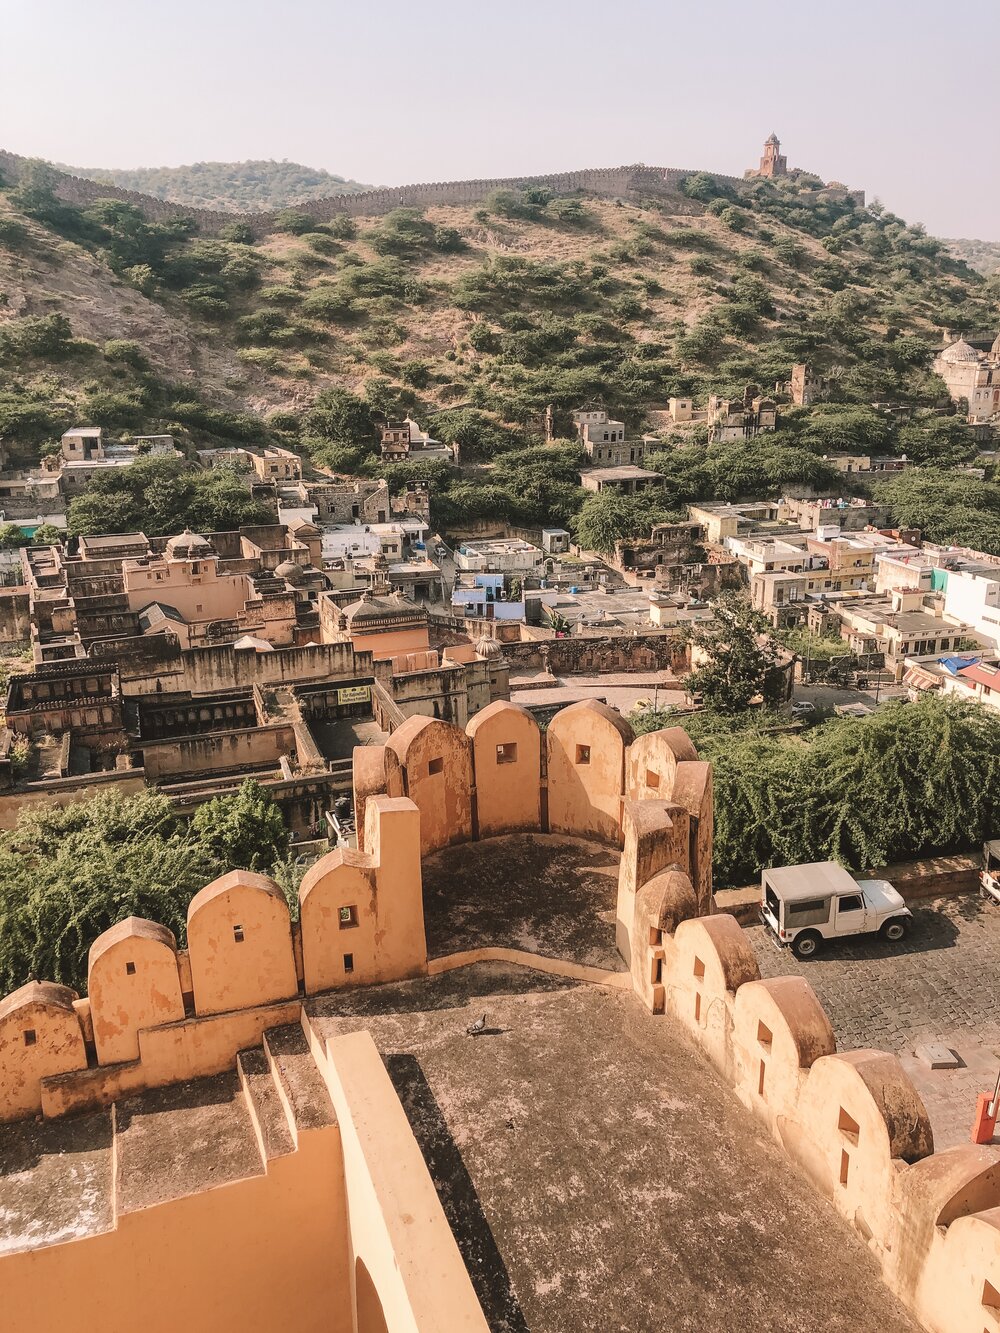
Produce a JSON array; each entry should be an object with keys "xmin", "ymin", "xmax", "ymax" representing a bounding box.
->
[{"xmin": 760, "ymin": 860, "xmax": 912, "ymax": 959}]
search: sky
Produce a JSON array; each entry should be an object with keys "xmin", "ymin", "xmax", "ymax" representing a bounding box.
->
[{"xmin": 2, "ymin": 0, "xmax": 995, "ymax": 239}]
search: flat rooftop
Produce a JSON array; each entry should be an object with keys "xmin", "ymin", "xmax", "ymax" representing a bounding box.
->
[{"xmin": 307, "ymin": 964, "xmax": 919, "ymax": 1332}]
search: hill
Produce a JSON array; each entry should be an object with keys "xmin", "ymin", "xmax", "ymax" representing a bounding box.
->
[
  {"xmin": 943, "ymin": 237, "xmax": 1000, "ymax": 276},
  {"xmin": 0, "ymin": 158, "xmax": 996, "ymax": 543},
  {"xmin": 54, "ymin": 159, "xmax": 371, "ymax": 212}
]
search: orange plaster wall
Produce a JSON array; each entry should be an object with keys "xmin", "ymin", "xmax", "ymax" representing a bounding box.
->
[
  {"xmin": 546, "ymin": 700, "xmax": 633, "ymax": 844},
  {"xmin": 385, "ymin": 717, "xmax": 473, "ymax": 856},
  {"xmin": 466, "ymin": 701, "xmax": 542, "ymax": 836},
  {"xmin": 187, "ymin": 872, "xmax": 299, "ymax": 1017},
  {"xmin": 88, "ymin": 934, "xmax": 185, "ymax": 1066},
  {"xmin": 351, "ymin": 626, "xmax": 430, "ymax": 662},
  {"xmin": 0, "ymin": 1121, "xmax": 353, "ymax": 1333},
  {"xmin": 0, "ymin": 994, "xmax": 87, "ymax": 1122},
  {"xmin": 299, "ymin": 798, "xmax": 425, "ymax": 993},
  {"xmin": 313, "ymin": 1027, "xmax": 490, "ymax": 1333}
]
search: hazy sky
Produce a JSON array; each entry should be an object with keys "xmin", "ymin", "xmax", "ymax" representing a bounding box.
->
[{"xmin": 3, "ymin": 0, "xmax": 995, "ymax": 238}]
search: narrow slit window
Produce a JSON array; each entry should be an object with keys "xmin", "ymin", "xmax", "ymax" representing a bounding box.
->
[
  {"xmin": 839, "ymin": 1149, "xmax": 850, "ymax": 1186},
  {"xmin": 575, "ymin": 744, "xmax": 591, "ymax": 765},
  {"xmin": 758, "ymin": 1060, "xmax": 766, "ymax": 1098},
  {"xmin": 343, "ymin": 953, "xmax": 354, "ymax": 974},
  {"xmin": 428, "ymin": 756, "xmax": 444, "ymax": 776},
  {"xmin": 694, "ymin": 992, "xmax": 701, "ymax": 1022}
]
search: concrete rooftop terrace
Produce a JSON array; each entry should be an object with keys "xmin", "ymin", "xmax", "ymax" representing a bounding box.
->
[{"xmin": 308, "ymin": 963, "xmax": 919, "ymax": 1332}]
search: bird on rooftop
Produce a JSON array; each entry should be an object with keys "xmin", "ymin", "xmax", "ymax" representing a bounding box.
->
[{"xmin": 466, "ymin": 1013, "xmax": 487, "ymax": 1036}]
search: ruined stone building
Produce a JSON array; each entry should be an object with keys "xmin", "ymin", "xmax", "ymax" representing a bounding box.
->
[{"xmin": 707, "ymin": 385, "xmax": 778, "ymax": 442}]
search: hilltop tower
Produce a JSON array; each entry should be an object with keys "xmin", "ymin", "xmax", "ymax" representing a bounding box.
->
[{"xmin": 759, "ymin": 133, "xmax": 787, "ymax": 178}]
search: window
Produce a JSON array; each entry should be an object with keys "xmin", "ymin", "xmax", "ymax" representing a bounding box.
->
[
  {"xmin": 343, "ymin": 953, "xmax": 354, "ymax": 974},
  {"xmin": 496, "ymin": 742, "xmax": 518, "ymax": 764},
  {"xmin": 838, "ymin": 1107, "xmax": 860, "ymax": 1145},
  {"xmin": 758, "ymin": 1060, "xmax": 766, "ymax": 1098},
  {"xmin": 339, "ymin": 905, "xmax": 358, "ymax": 929},
  {"xmin": 839, "ymin": 1149, "xmax": 850, "ymax": 1186},
  {"xmin": 693, "ymin": 956, "xmax": 705, "ymax": 981},
  {"xmin": 785, "ymin": 898, "xmax": 830, "ymax": 926},
  {"xmin": 428, "ymin": 756, "xmax": 444, "ymax": 775},
  {"xmin": 23, "ymin": 1029, "xmax": 36, "ymax": 1047},
  {"xmin": 125, "ymin": 961, "xmax": 136, "ymax": 976},
  {"xmin": 645, "ymin": 770, "xmax": 660, "ymax": 790},
  {"xmin": 233, "ymin": 924, "xmax": 245, "ymax": 943},
  {"xmin": 982, "ymin": 1280, "xmax": 1000, "ymax": 1314},
  {"xmin": 575, "ymin": 744, "xmax": 591, "ymax": 765},
  {"xmin": 756, "ymin": 1021, "xmax": 773, "ymax": 1052},
  {"xmin": 838, "ymin": 894, "xmax": 864, "ymax": 913}
]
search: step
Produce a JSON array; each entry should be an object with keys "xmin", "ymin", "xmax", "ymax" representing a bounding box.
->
[
  {"xmin": 237, "ymin": 1047, "xmax": 296, "ymax": 1164},
  {"xmin": 113, "ymin": 1071, "xmax": 264, "ymax": 1216},
  {"xmin": 263, "ymin": 1023, "xmax": 337, "ymax": 1135}
]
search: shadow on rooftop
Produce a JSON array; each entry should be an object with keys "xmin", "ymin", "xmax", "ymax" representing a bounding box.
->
[{"xmin": 384, "ymin": 1053, "xmax": 529, "ymax": 1333}]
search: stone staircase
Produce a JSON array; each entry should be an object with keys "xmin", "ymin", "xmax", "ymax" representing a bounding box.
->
[{"xmin": 0, "ymin": 1022, "xmax": 335, "ymax": 1253}]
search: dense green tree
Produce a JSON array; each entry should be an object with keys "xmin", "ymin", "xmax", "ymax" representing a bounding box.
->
[
  {"xmin": 572, "ymin": 489, "xmax": 677, "ymax": 553},
  {"xmin": 190, "ymin": 779, "xmax": 289, "ymax": 872},
  {"xmin": 680, "ymin": 696, "xmax": 1000, "ymax": 886},
  {"xmin": 684, "ymin": 594, "xmax": 779, "ymax": 714},
  {"xmin": 0, "ymin": 783, "xmax": 291, "ymax": 993}
]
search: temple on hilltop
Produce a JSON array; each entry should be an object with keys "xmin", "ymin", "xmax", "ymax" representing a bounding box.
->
[{"xmin": 758, "ymin": 132, "xmax": 787, "ymax": 178}]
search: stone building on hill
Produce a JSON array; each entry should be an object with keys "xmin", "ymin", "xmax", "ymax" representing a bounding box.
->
[
  {"xmin": 757, "ymin": 131, "xmax": 787, "ymax": 178},
  {"xmin": 933, "ymin": 335, "xmax": 1000, "ymax": 423}
]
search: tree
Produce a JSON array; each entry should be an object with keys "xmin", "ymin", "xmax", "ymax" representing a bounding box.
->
[
  {"xmin": 0, "ymin": 524, "xmax": 27, "ymax": 549},
  {"xmin": 573, "ymin": 490, "xmax": 676, "ymax": 554},
  {"xmin": 31, "ymin": 523, "xmax": 64, "ymax": 546},
  {"xmin": 305, "ymin": 387, "xmax": 377, "ymax": 446},
  {"xmin": 684, "ymin": 594, "xmax": 778, "ymax": 714},
  {"xmin": 0, "ymin": 782, "xmax": 292, "ymax": 993},
  {"xmin": 191, "ymin": 779, "xmax": 289, "ymax": 872}
]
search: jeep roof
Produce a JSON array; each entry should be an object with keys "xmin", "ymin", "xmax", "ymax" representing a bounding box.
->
[{"xmin": 762, "ymin": 861, "xmax": 859, "ymax": 903}]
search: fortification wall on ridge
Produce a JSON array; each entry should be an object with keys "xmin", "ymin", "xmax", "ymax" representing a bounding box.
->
[{"xmin": 0, "ymin": 149, "xmax": 749, "ymax": 235}]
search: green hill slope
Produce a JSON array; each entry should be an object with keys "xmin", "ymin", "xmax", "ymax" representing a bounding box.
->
[
  {"xmin": 943, "ymin": 237, "xmax": 1000, "ymax": 277},
  {"xmin": 55, "ymin": 159, "xmax": 371, "ymax": 212},
  {"xmin": 0, "ymin": 161, "xmax": 996, "ymax": 544}
]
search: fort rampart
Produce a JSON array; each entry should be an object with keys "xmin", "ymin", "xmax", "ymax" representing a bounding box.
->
[
  {"xmin": 0, "ymin": 149, "xmax": 747, "ymax": 235},
  {"xmin": 0, "ymin": 697, "xmax": 992, "ymax": 1332}
]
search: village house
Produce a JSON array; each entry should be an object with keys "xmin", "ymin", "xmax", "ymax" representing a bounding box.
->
[
  {"xmin": 706, "ymin": 386, "xmax": 778, "ymax": 443},
  {"xmin": 378, "ymin": 417, "xmax": 453, "ymax": 463},
  {"xmin": 572, "ymin": 409, "xmax": 656, "ymax": 466},
  {"xmin": 580, "ymin": 465, "xmax": 666, "ymax": 495}
]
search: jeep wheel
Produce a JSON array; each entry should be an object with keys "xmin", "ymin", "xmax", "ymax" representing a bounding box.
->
[
  {"xmin": 880, "ymin": 918, "xmax": 909, "ymax": 944},
  {"xmin": 791, "ymin": 930, "xmax": 821, "ymax": 959}
]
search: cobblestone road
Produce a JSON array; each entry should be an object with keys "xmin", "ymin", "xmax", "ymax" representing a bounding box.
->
[
  {"xmin": 748, "ymin": 893, "xmax": 999, "ymax": 1051},
  {"xmin": 747, "ymin": 893, "xmax": 1000, "ymax": 1147}
]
